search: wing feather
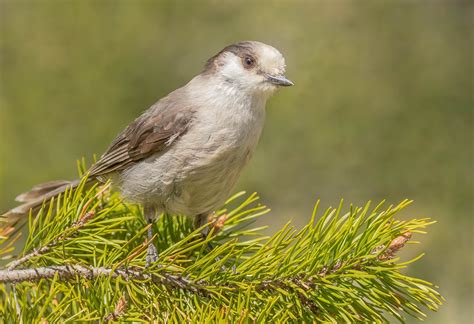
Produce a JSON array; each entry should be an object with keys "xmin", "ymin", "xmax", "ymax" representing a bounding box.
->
[{"xmin": 89, "ymin": 90, "xmax": 194, "ymax": 177}]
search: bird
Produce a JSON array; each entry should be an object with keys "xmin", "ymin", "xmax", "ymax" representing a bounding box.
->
[{"xmin": 3, "ymin": 41, "xmax": 293, "ymax": 265}]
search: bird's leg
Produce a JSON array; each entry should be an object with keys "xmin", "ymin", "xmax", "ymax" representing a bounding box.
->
[
  {"xmin": 145, "ymin": 206, "xmax": 158, "ymax": 267},
  {"xmin": 195, "ymin": 213, "xmax": 230, "ymax": 272},
  {"xmin": 195, "ymin": 213, "xmax": 214, "ymax": 251}
]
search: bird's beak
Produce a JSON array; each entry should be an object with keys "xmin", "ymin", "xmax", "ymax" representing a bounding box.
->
[{"xmin": 266, "ymin": 74, "xmax": 294, "ymax": 87}]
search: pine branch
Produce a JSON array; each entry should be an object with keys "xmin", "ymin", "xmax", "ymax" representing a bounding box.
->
[
  {"xmin": 5, "ymin": 210, "xmax": 96, "ymax": 271},
  {"xmin": 0, "ymin": 265, "xmax": 199, "ymax": 291},
  {"xmin": 0, "ymin": 232, "xmax": 413, "ymax": 286},
  {"xmin": 0, "ymin": 175, "xmax": 443, "ymax": 322}
]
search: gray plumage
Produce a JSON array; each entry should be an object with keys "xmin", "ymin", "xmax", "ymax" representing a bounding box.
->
[{"xmin": 3, "ymin": 41, "xmax": 293, "ymax": 222}]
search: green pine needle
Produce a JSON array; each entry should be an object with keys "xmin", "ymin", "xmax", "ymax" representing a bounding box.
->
[{"xmin": 0, "ymin": 174, "xmax": 442, "ymax": 322}]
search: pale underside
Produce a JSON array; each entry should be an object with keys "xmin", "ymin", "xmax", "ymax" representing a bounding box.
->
[{"xmin": 91, "ymin": 75, "xmax": 267, "ymax": 218}]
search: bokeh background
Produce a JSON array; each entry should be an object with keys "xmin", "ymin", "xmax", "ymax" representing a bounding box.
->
[{"xmin": 0, "ymin": 1, "xmax": 472, "ymax": 322}]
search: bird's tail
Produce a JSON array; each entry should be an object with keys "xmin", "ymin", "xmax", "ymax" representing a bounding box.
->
[{"xmin": 2, "ymin": 179, "xmax": 88, "ymax": 222}]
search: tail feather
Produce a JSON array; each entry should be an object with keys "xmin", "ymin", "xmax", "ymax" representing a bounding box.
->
[
  {"xmin": 3, "ymin": 179, "xmax": 85, "ymax": 222},
  {"xmin": 15, "ymin": 180, "xmax": 72, "ymax": 202}
]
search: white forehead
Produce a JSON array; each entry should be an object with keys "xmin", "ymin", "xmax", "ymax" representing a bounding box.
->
[
  {"xmin": 217, "ymin": 41, "xmax": 286, "ymax": 75},
  {"xmin": 251, "ymin": 41, "xmax": 286, "ymax": 74}
]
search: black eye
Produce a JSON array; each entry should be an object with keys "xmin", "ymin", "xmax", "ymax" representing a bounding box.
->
[{"xmin": 243, "ymin": 56, "xmax": 255, "ymax": 68}]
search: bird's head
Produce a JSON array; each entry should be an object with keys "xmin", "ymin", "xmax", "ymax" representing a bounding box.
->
[{"xmin": 204, "ymin": 41, "xmax": 293, "ymax": 96}]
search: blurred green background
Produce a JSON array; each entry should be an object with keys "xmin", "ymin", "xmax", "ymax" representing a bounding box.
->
[{"xmin": 0, "ymin": 1, "xmax": 472, "ymax": 322}]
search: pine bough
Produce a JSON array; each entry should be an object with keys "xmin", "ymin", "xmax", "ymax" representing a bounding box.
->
[{"xmin": 0, "ymin": 177, "xmax": 442, "ymax": 322}]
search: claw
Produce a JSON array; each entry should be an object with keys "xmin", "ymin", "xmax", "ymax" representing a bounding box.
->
[
  {"xmin": 145, "ymin": 214, "xmax": 158, "ymax": 268},
  {"xmin": 146, "ymin": 242, "xmax": 158, "ymax": 268}
]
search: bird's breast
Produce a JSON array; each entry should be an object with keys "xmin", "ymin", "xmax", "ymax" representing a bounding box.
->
[
  {"xmin": 165, "ymin": 99, "xmax": 266, "ymax": 215},
  {"xmin": 119, "ymin": 94, "xmax": 267, "ymax": 217}
]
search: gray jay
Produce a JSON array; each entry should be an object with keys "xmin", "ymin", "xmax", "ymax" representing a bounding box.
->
[{"xmin": 3, "ymin": 41, "xmax": 293, "ymax": 264}]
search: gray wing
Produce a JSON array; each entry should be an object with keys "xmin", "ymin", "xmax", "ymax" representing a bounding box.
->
[{"xmin": 89, "ymin": 92, "xmax": 195, "ymax": 177}]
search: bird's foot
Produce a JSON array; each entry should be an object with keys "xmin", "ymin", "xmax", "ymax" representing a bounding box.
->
[
  {"xmin": 196, "ymin": 213, "xmax": 232, "ymax": 272},
  {"xmin": 202, "ymin": 235, "xmax": 229, "ymax": 271},
  {"xmin": 145, "ymin": 241, "xmax": 158, "ymax": 268}
]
